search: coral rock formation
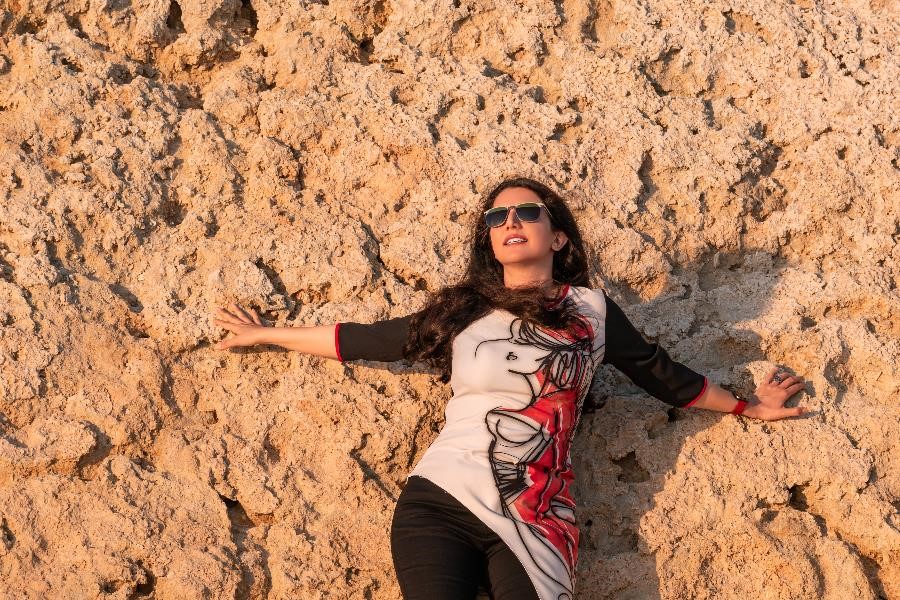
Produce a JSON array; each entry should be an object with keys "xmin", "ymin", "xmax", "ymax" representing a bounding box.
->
[{"xmin": 1, "ymin": 0, "xmax": 898, "ymax": 598}]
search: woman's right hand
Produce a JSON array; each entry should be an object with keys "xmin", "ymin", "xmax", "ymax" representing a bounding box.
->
[{"xmin": 213, "ymin": 303, "xmax": 269, "ymax": 350}]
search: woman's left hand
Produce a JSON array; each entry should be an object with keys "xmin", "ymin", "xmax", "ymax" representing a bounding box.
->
[{"xmin": 745, "ymin": 367, "xmax": 809, "ymax": 421}]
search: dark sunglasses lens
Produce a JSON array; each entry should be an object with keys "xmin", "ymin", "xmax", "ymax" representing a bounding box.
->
[
  {"xmin": 516, "ymin": 204, "xmax": 542, "ymax": 222},
  {"xmin": 484, "ymin": 207, "xmax": 509, "ymax": 227}
]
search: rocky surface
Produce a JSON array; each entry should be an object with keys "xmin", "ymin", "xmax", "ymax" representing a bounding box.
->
[{"xmin": 0, "ymin": 1, "xmax": 898, "ymax": 598}]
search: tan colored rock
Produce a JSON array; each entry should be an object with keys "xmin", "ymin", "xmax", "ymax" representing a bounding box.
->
[{"xmin": 0, "ymin": 0, "xmax": 898, "ymax": 598}]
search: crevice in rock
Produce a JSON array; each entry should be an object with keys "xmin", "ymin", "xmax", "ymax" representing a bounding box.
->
[
  {"xmin": 100, "ymin": 561, "xmax": 160, "ymax": 598},
  {"xmin": 612, "ymin": 451, "xmax": 650, "ymax": 483},
  {"xmin": 800, "ymin": 315, "xmax": 817, "ymax": 330},
  {"xmin": 238, "ymin": 0, "xmax": 258, "ymax": 37},
  {"xmin": 253, "ymin": 257, "xmax": 294, "ymax": 310},
  {"xmin": 822, "ymin": 341, "xmax": 851, "ymax": 405},
  {"xmin": 44, "ymin": 240, "xmax": 70, "ymax": 284},
  {"xmin": 158, "ymin": 194, "xmax": 185, "ymax": 227},
  {"xmin": 101, "ymin": 580, "xmax": 123, "ymax": 594},
  {"xmin": 167, "ymin": 296, "xmax": 185, "ymax": 313},
  {"xmin": 64, "ymin": 13, "xmax": 86, "ymax": 38},
  {"xmin": 289, "ymin": 282, "xmax": 331, "ymax": 313},
  {"xmin": 345, "ymin": 0, "xmax": 389, "ymax": 66},
  {"xmin": 371, "ymin": 0, "xmax": 389, "ymax": 40},
  {"xmin": 36, "ymin": 367, "xmax": 48, "ymax": 397},
  {"xmin": 702, "ymin": 99, "xmax": 716, "ymax": 128},
  {"xmin": 788, "ymin": 484, "xmax": 888, "ymax": 598},
  {"xmin": 0, "ymin": 517, "xmax": 15, "ymax": 550},
  {"xmin": 405, "ymin": 413, "xmax": 427, "ymax": 469},
  {"xmin": 425, "ymin": 122, "xmax": 440, "ymax": 144},
  {"xmin": 220, "ymin": 494, "xmax": 254, "ymax": 529},
  {"xmin": 788, "ymin": 484, "xmax": 815, "ymax": 515},
  {"xmin": 0, "ymin": 247, "xmax": 12, "ymax": 283},
  {"xmin": 218, "ymin": 494, "xmax": 272, "ymax": 599},
  {"xmin": 75, "ymin": 423, "xmax": 113, "ymax": 480},
  {"xmin": 109, "ymin": 283, "xmax": 144, "ymax": 313},
  {"xmin": 640, "ymin": 48, "xmax": 681, "ymax": 97},
  {"xmin": 60, "ymin": 56, "xmax": 83, "ymax": 73},
  {"xmin": 262, "ymin": 430, "xmax": 280, "ymax": 464},
  {"xmin": 552, "ymin": 0, "xmax": 566, "ymax": 26},
  {"xmin": 357, "ymin": 37, "xmax": 375, "ymax": 64},
  {"xmin": 757, "ymin": 142, "xmax": 782, "ymax": 179},
  {"xmin": 755, "ymin": 498, "xmax": 778, "ymax": 524},
  {"xmin": 13, "ymin": 16, "xmax": 45, "ymax": 35},
  {"xmin": 581, "ymin": 1, "xmax": 601, "ymax": 42},
  {"xmin": 130, "ymin": 561, "xmax": 156, "ymax": 598},
  {"xmin": 203, "ymin": 409, "xmax": 218, "ymax": 425},
  {"xmin": 350, "ymin": 433, "xmax": 398, "ymax": 502},
  {"xmin": 172, "ymin": 83, "xmax": 203, "ymax": 110},
  {"xmin": 635, "ymin": 150, "xmax": 656, "ymax": 211},
  {"xmin": 344, "ymin": 565, "xmax": 360, "ymax": 584},
  {"xmin": 204, "ymin": 215, "xmax": 220, "ymax": 238},
  {"xmin": 482, "ymin": 61, "xmax": 512, "ymax": 79},
  {"xmin": 159, "ymin": 360, "xmax": 184, "ymax": 418},
  {"xmin": 167, "ymin": 1, "xmax": 185, "ymax": 35},
  {"xmin": 357, "ymin": 221, "xmax": 426, "ymax": 292}
]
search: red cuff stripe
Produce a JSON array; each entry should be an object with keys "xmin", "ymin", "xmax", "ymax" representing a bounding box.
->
[
  {"xmin": 334, "ymin": 323, "xmax": 344, "ymax": 362},
  {"xmin": 683, "ymin": 376, "xmax": 708, "ymax": 408}
]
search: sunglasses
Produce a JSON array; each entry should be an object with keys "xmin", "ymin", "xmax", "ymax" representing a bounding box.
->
[{"xmin": 483, "ymin": 202, "xmax": 551, "ymax": 228}]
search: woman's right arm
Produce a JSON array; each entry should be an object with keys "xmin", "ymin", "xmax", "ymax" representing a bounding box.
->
[
  {"xmin": 334, "ymin": 313, "xmax": 416, "ymax": 362},
  {"xmin": 213, "ymin": 303, "xmax": 416, "ymax": 362}
]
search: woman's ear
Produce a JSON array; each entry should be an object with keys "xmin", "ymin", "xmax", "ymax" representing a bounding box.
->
[{"xmin": 552, "ymin": 231, "xmax": 569, "ymax": 251}]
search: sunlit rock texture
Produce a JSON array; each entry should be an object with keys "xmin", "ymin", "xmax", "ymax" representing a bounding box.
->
[{"xmin": 0, "ymin": 0, "xmax": 898, "ymax": 598}]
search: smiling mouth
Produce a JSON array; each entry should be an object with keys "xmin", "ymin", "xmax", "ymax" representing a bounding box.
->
[{"xmin": 504, "ymin": 237, "xmax": 527, "ymax": 245}]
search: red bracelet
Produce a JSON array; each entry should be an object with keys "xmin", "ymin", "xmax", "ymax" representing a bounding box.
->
[{"xmin": 731, "ymin": 399, "xmax": 748, "ymax": 415}]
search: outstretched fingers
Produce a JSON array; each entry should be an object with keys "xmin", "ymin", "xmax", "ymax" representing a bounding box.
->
[
  {"xmin": 778, "ymin": 375, "xmax": 803, "ymax": 388},
  {"xmin": 213, "ymin": 304, "xmax": 259, "ymax": 350},
  {"xmin": 247, "ymin": 307, "xmax": 264, "ymax": 326},
  {"xmin": 231, "ymin": 303, "xmax": 256, "ymax": 323},
  {"xmin": 757, "ymin": 403, "xmax": 808, "ymax": 421},
  {"xmin": 784, "ymin": 382, "xmax": 806, "ymax": 396},
  {"xmin": 234, "ymin": 303, "xmax": 266, "ymax": 326},
  {"xmin": 214, "ymin": 308, "xmax": 240, "ymax": 325},
  {"xmin": 775, "ymin": 405, "xmax": 807, "ymax": 419},
  {"xmin": 215, "ymin": 303, "xmax": 264, "ymax": 325}
]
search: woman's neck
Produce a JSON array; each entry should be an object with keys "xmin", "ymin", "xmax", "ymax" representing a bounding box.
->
[
  {"xmin": 503, "ymin": 270, "xmax": 554, "ymax": 291},
  {"xmin": 503, "ymin": 276, "xmax": 562, "ymax": 298}
]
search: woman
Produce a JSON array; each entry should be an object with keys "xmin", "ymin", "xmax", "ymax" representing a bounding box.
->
[{"xmin": 213, "ymin": 177, "xmax": 808, "ymax": 600}]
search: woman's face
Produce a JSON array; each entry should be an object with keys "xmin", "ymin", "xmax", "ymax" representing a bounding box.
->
[{"xmin": 488, "ymin": 187, "xmax": 567, "ymax": 267}]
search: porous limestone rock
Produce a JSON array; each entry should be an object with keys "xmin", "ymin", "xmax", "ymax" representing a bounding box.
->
[{"xmin": 0, "ymin": 1, "xmax": 897, "ymax": 598}]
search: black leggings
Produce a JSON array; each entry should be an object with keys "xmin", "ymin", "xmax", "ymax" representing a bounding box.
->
[{"xmin": 390, "ymin": 475, "xmax": 540, "ymax": 600}]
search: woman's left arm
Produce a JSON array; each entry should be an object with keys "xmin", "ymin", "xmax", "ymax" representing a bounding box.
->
[
  {"xmin": 691, "ymin": 368, "xmax": 809, "ymax": 421},
  {"xmin": 600, "ymin": 291, "xmax": 809, "ymax": 422}
]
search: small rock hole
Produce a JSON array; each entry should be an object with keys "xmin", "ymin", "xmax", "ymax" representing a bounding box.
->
[{"xmin": 167, "ymin": 1, "xmax": 185, "ymax": 34}]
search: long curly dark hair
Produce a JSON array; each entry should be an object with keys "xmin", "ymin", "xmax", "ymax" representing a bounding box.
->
[{"xmin": 402, "ymin": 176, "xmax": 594, "ymax": 382}]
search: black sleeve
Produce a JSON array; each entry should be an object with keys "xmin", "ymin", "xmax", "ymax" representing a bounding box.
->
[
  {"xmin": 335, "ymin": 312, "xmax": 417, "ymax": 363},
  {"xmin": 601, "ymin": 292, "xmax": 708, "ymax": 408}
]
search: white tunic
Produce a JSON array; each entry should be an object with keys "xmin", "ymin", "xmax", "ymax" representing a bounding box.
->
[{"xmin": 406, "ymin": 284, "xmax": 606, "ymax": 600}]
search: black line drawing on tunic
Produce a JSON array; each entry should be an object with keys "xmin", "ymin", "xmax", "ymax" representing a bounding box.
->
[{"xmin": 475, "ymin": 314, "xmax": 604, "ymax": 599}]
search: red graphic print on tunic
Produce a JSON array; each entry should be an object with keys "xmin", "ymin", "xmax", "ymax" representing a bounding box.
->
[
  {"xmin": 480, "ymin": 314, "xmax": 600, "ymax": 598},
  {"xmin": 508, "ymin": 372, "xmax": 580, "ymax": 574}
]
